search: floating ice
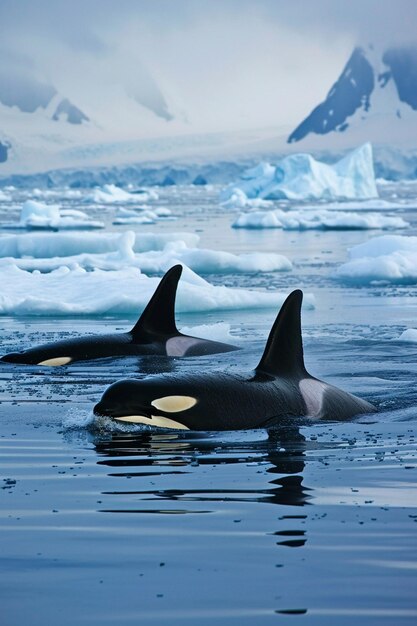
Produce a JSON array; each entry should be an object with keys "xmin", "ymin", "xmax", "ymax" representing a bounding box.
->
[
  {"xmin": 0, "ymin": 231, "xmax": 200, "ymax": 258},
  {"xmin": 221, "ymin": 144, "xmax": 378, "ymax": 203},
  {"xmin": 113, "ymin": 212, "xmax": 156, "ymax": 225},
  {"xmin": 221, "ymin": 188, "xmax": 274, "ymax": 209},
  {"xmin": 335, "ymin": 235, "xmax": 417, "ymax": 284},
  {"xmin": 113, "ymin": 206, "xmax": 174, "ymax": 225},
  {"xmin": 179, "ymin": 323, "xmax": 237, "ymax": 344},
  {"xmin": 86, "ymin": 184, "xmax": 155, "ymax": 204},
  {"xmin": 397, "ymin": 329, "xmax": 417, "ymax": 343},
  {"xmin": 0, "ymin": 233, "xmax": 292, "ymax": 274},
  {"xmin": 0, "ymin": 189, "xmax": 11, "ymax": 201},
  {"xmin": 232, "ymin": 209, "xmax": 408, "ymax": 230},
  {"xmin": 298, "ymin": 199, "xmax": 417, "ymax": 211},
  {"xmin": 1, "ymin": 200, "xmax": 104, "ymax": 231},
  {"xmin": 0, "ymin": 264, "xmax": 314, "ymax": 316}
]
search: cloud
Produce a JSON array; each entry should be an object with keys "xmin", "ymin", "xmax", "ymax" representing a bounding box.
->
[{"xmin": 0, "ymin": 0, "xmax": 415, "ymax": 132}]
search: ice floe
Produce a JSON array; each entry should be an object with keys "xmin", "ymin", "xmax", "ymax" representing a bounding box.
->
[
  {"xmin": 0, "ymin": 264, "xmax": 314, "ymax": 316},
  {"xmin": 0, "ymin": 232, "xmax": 292, "ymax": 274},
  {"xmin": 221, "ymin": 143, "xmax": 378, "ymax": 204},
  {"xmin": 86, "ymin": 184, "xmax": 157, "ymax": 204},
  {"xmin": 335, "ymin": 235, "xmax": 417, "ymax": 284},
  {"xmin": 112, "ymin": 206, "xmax": 175, "ymax": 225},
  {"xmin": 232, "ymin": 209, "xmax": 408, "ymax": 230},
  {"xmin": 0, "ymin": 189, "xmax": 11, "ymax": 201},
  {"xmin": 1, "ymin": 200, "xmax": 104, "ymax": 231},
  {"xmin": 0, "ymin": 231, "xmax": 200, "ymax": 258},
  {"xmin": 397, "ymin": 329, "xmax": 417, "ymax": 343},
  {"xmin": 180, "ymin": 323, "xmax": 237, "ymax": 344},
  {"xmin": 297, "ymin": 199, "xmax": 417, "ymax": 211}
]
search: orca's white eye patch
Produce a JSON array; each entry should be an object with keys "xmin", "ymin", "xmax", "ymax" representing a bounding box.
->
[
  {"xmin": 38, "ymin": 356, "xmax": 72, "ymax": 367},
  {"xmin": 151, "ymin": 395, "xmax": 197, "ymax": 413}
]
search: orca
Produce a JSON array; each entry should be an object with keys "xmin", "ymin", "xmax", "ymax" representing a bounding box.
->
[
  {"xmin": 1, "ymin": 265, "xmax": 238, "ymax": 366},
  {"xmin": 94, "ymin": 290, "xmax": 376, "ymax": 430}
]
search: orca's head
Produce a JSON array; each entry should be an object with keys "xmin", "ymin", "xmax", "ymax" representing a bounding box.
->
[
  {"xmin": 93, "ymin": 378, "xmax": 204, "ymax": 431},
  {"xmin": 1, "ymin": 352, "xmax": 28, "ymax": 364},
  {"xmin": 1, "ymin": 349, "xmax": 72, "ymax": 366}
]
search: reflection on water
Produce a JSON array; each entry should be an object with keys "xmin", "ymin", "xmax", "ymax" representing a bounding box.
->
[
  {"xmin": 95, "ymin": 427, "xmax": 311, "ymax": 509},
  {"xmin": 94, "ymin": 428, "xmax": 312, "ymax": 566}
]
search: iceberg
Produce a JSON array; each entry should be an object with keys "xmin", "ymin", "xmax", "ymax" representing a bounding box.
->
[
  {"xmin": 1, "ymin": 200, "xmax": 104, "ymax": 231},
  {"xmin": 232, "ymin": 209, "xmax": 408, "ymax": 230},
  {"xmin": 335, "ymin": 235, "xmax": 417, "ymax": 284},
  {"xmin": 0, "ymin": 264, "xmax": 314, "ymax": 316},
  {"xmin": 298, "ymin": 199, "xmax": 417, "ymax": 211},
  {"xmin": 0, "ymin": 233, "xmax": 292, "ymax": 275},
  {"xmin": 112, "ymin": 206, "xmax": 175, "ymax": 225},
  {"xmin": 86, "ymin": 184, "xmax": 156, "ymax": 204},
  {"xmin": 397, "ymin": 329, "xmax": 417, "ymax": 343},
  {"xmin": 0, "ymin": 231, "xmax": 200, "ymax": 258},
  {"xmin": 0, "ymin": 189, "xmax": 11, "ymax": 201},
  {"xmin": 221, "ymin": 144, "xmax": 378, "ymax": 203}
]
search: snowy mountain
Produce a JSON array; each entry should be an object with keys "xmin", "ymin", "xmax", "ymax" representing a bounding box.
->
[
  {"xmin": 288, "ymin": 46, "xmax": 417, "ymax": 145},
  {"xmin": 0, "ymin": 54, "xmax": 180, "ymax": 174},
  {"xmin": 0, "ymin": 67, "xmax": 89, "ymax": 125}
]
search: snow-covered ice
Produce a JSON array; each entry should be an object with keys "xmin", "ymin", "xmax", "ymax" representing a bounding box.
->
[
  {"xmin": 221, "ymin": 143, "xmax": 378, "ymax": 204},
  {"xmin": 232, "ymin": 209, "xmax": 408, "ymax": 230},
  {"xmin": 0, "ymin": 189, "xmax": 11, "ymax": 201},
  {"xmin": 180, "ymin": 323, "xmax": 237, "ymax": 344},
  {"xmin": 1, "ymin": 200, "xmax": 104, "ymax": 231},
  {"xmin": 0, "ymin": 231, "xmax": 200, "ymax": 258},
  {"xmin": 0, "ymin": 232, "xmax": 292, "ymax": 274},
  {"xmin": 335, "ymin": 235, "xmax": 417, "ymax": 284},
  {"xmin": 397, "ymin": 329, "xmax": 417, "ymax": 343},
  {"xmin": 113, "ymin": 206, "xmax": 174, "ymax": 225},
  {"xmin": 0, "ymin": 264, "xmax": 314, "ymax": 316},
  {"xmin": 86, "ymin": 184, "xmax": 157, "ymax": 204},
  {"xmin": 297, "ymin": 198, "xmax": 417, "ymax": 211}
]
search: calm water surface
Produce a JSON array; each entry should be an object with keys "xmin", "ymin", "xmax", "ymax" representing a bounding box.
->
[{"xmin": 1, "ymin": 183, "xmax": 416, "ymax": 625}]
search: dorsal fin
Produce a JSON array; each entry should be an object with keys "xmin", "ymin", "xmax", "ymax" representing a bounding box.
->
[
  {"xmin": 256, "ymin": 289, "xmax": 307, "ymax": 377},
  {"xmin": 130, "ymin": 265, "xmax": 182, "ymax": 341}
]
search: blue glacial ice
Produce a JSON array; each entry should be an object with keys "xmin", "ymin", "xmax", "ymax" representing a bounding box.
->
[
  {"xmin": 85, "ymin": 184, "xmax": 158, "ymax": 204},
  {"xmin": 0, "ymin": 231, "xmax": 292, "ymax": 275},
  {"xmin": 1, "ymin": 200, "xmax": 104, "ymax": 231},
  {"xmin": 397, "ymin": 328, "xmax": 417, "ymax": 342},
  {"xmin": 0, "ymin": 231, "xmax": 200, "ymax": 257},
  {"xmin": 335, "ymin": 235, "xmax": 417, "ymax": 284},
  {"xmin": 221, "ymin": 143, "xmax": 378, "ymax": 203},
  {"xmin": 232, "ymin": 209, "xmax": 408, "ymax": 230},
  {"xmin": 0, "ymin": 264, "xmax": 314, "ymax": 316}
]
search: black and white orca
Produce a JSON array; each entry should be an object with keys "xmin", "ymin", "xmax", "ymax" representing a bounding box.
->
[
  {"xmin": 1, "ymin": 265, "xmax": 238, "ymax": 366},
  {"xmin": 94, "ymin": 290, "xmax": 376, "ymax": 430}
]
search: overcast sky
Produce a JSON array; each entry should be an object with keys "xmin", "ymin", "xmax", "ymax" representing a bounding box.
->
[{"xmin": 1, "ymin": 0, "xmax": 416, "ymax": 133}]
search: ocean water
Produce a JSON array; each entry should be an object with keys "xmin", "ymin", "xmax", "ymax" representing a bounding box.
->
[{"xmin": 1, "ymin": 182, "xmax": 417, "ymax": 625}]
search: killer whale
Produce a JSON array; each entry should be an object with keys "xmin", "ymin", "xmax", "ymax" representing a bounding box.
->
[
  {"xmin": 1, "ymin": 265, "xmax": 238, "ymax": 366},
  {"xmin": 94, "ymin": 290, "xmax": 376, "ymax": 430}
]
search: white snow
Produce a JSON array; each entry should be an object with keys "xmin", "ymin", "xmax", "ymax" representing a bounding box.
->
[
  {"xmin": 232, "ymin": 209, "xmax": 408, "ymax": 230},
  {"xmin": 113, "ymin": 213, "xmax": 157, "ymax": 225},
  {"xmin": 1, "ymin": 200, "xmax": 104, "ymax": 231},
  {"xmin": 0, "ymin": 189, "xmax": 11, "ymax": 201},
  {"xmin": 221, "ymin": 144, "xmax": 378, "ymax": 203},
  {"xmin": 86, "ymin": 184, "xmax": 155, "ymax": 204},
  {"xmin": 180, "ymin": 323, "xmax": 237, "ymax": 344},
  {"xmin": 397, "ymin": 329, "xmax": 417, "ymax": 343},
  {"xmin": 335, "ymin": 235, "xmax": 417, "ymax": 284},
  {"xmin": 0, "ymin": 264, "xmax": 314, "ymax": 316},
  {"xmin": 112, "ymin": 206, "xmax": 175, "ymax": 225},
  {"xmin": 0, "ymin": 232, "xmax": 292, "ymax": 274},
  {"xmin": 299, "ymin": 198, "xmax": 417, "ymax": 211},
  {"xmin": 0, "ymin": 231, "xmax": 200, "ymax": 257}
]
